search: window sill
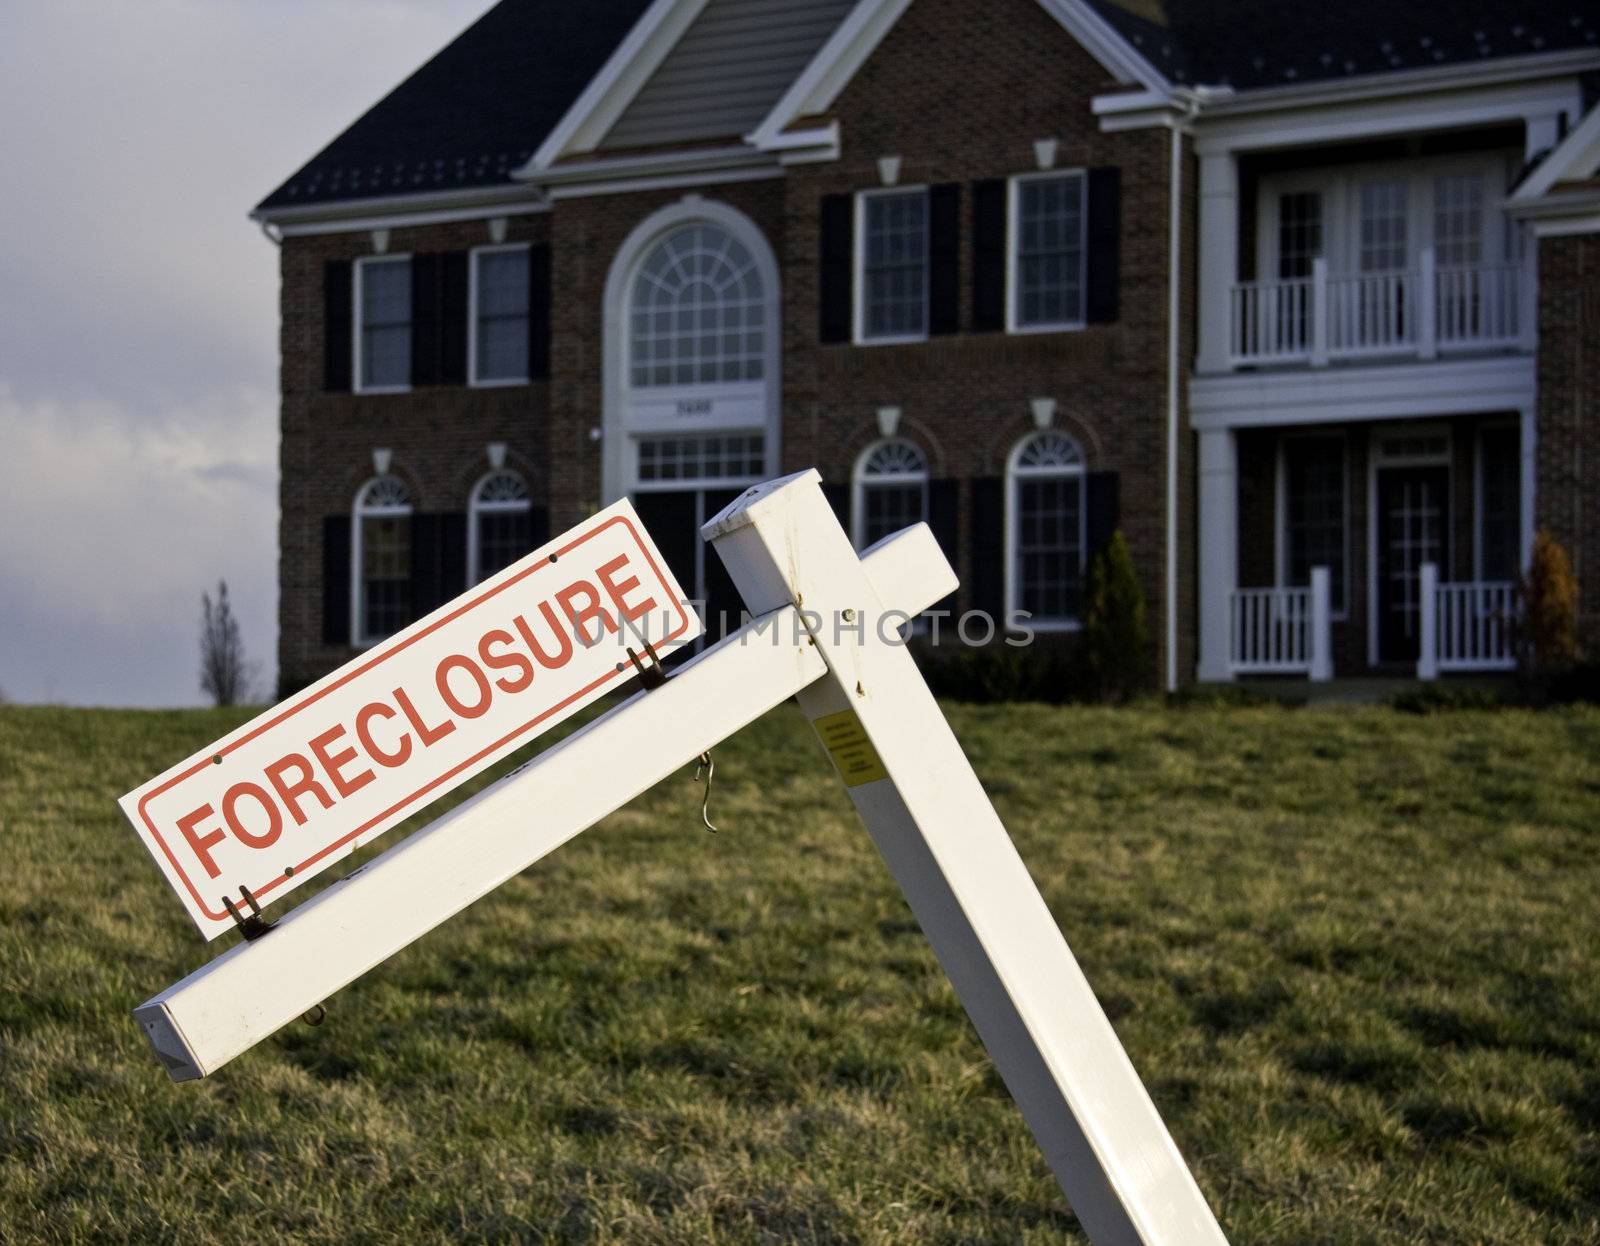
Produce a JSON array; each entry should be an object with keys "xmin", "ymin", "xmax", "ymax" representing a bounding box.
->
[
  {"xmin": 853, "ymin": 332, "xmax": 930, "ymax": 347},
  {"xmin": 354, "ymin": 385, "xmax": 412, "ymax": 397},
  {"xmin": 1007, "ymin": 320, "xmax": 1087, "ymax": 336},
  {"xmin": 470, "ymin": 376, "xmax": 531, "ymax": 389},
  {"xmin": 1010, "ymin": 616, "xmax": 1082, "ymax": 633}
]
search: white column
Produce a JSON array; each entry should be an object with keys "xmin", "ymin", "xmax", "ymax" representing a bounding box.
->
[
  {"xmin": 1197, "ymin": 427, "xmax": 1239, "ymax": 681},
  {"xmin": 1309, "ymin": 566, "xmax": 1333, "ymax": 681},
  {"xmin": 1310, "ymin": 257, "xmax": 1330, "ymax": 366},
  {"xmin": 1417, "ymin": 247, "xmax": 1438, "ymax": 360},
  {"xmin": 1417, "ymin": 561, "xmax": 1439, "ymax": 681},
  {"xmin": 1195, "ymin": 148, "xmax": 1240, "ymax": 375},
  {"xmin": 704, "ymin": 473, "xmax": 1229, "ymax": 1246}
]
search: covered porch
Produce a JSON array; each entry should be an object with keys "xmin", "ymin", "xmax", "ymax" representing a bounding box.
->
[{"xmin": 1195, "ymin": 405, "xmax": 1535, "ymax": 683}]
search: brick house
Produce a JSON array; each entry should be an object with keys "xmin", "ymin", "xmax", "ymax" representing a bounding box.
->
[{"xmin": 254, "ymin": 0, "xmax": 1600, "ymax": 695}]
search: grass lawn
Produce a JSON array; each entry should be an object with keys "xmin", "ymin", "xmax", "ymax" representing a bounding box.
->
[{"xmin": 1, "ymin": 698, "xmax": 1598, "ymax": 1244}]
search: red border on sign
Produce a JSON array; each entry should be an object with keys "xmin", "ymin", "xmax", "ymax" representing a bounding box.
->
[{"xmin": 137, "ymin": 515, "xmax": 692, "ymax": 923}]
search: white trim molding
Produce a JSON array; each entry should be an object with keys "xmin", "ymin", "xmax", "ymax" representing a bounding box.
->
[
  {"xmin": 520, "ymin": 0, "xmax": 714, "ymax": 172},
  {"xmin": 748, "ymin": 0, "xmax": 1168, "ymax": 154},
  {"xmin": 252, "ymin": 183, "xmax": 548, "ymax": 236}
]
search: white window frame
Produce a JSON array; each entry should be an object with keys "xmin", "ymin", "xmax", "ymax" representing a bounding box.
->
[
  {"xmin": 469, "ymin": 243, "xmax": 532, "ymax": 388},
  {"xmin": 1274, "ymin": 430, "xmax": 1351, "ymax": 621},
  {"xmin": 351, "ymin": 474, "xmax": 414, "ymax": 647},
  {"xmin": 851, "ymin": 438, "xmax": 930, "ymax": 551},
  {"xmin": 1004, "ymin": 431, "xmax": 1088, "ymax": 632},
  {"xmin": 854, "ymin": 186, "xmax": 930, "ymax": 346},
  {"xmin": 353, "ymin": 254, "xmax": 413, "ymax": 395},
  {"xmin": 630, "ymin": 433, "xmax": 770, "ymax": 493},
  {"xmin": 1006, "ymin": 170, "xmax": 1088, "ymax": 334},
  {"xmin": 467, "ymin": 469, "xmax": 533, "ymax": 585}
]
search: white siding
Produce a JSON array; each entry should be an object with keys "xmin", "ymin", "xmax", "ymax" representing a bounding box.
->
[{"xmin": 600, "ymin": 0, "xmax": 856, "ymax": 150}]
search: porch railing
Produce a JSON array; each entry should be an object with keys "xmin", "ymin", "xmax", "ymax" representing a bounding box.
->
[
  {"xmin": 1230, "ymin": 250, "xmax": 1531, "ymax": 367},
  {"xmin": 1230, "ymin": 566, "xmax": 1332, "ymax": 679},
  {"xmin": 1416, "ymin": 564, "xmax": 1519, "ymax": 678}
]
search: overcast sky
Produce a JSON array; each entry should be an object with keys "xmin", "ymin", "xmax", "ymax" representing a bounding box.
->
[{"xmin": 0, "ymin": 0, "xmax": 496, "ymax": 707}]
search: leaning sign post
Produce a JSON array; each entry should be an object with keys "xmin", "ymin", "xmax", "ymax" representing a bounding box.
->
[{"xmin": 125, "ymin": 470, "xmax": 1228, "ymax": 1246}]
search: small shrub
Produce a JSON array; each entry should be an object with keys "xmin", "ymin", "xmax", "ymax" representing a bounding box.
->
[
  {"xmin": 1520, "ymin": 528, "xmax": 1580, "ymax": 670},
  {"xmin": 911, "ymin": 636, "xmax": 1081, "ymax": 703},
  {"xmin": 1081, "ymin": 531, "xmax": 1149, "ymax": 702}
]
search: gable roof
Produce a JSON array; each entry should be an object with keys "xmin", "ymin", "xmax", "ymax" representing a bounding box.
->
[
  {"xmin": 1084, "ymin": 0, "xmax": 1600, "ymax": 91},
  {"xmin": 255, "ymin": 0, "xmax": 653, "ymax": 213}
]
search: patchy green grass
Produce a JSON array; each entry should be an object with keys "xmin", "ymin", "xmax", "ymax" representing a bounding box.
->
[{"xmin": 1, "ymin": 699, "xmax": 1599, "ymax": 1244}]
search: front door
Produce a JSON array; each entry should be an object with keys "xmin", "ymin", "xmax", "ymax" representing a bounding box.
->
[
  {"xmin": 633, "ymin": 488, "xmax": 745, "ymax": 649},
  {"xmin": 1376, "ymin": 466, "xmax": 1449, "ymax": 662}
]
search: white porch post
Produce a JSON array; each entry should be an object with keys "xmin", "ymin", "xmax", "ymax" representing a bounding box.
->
[
  {"xmin": 1417, "ymin": 561, "xmax": 1439, "ymax": 680},
  {"xmin": 1309, "ymin": 258, "xmax": 1330, "ymax": 366},
  {"xmin": 1195, "ymin": 149, "xmax": 1239, "ymax": 375},
  {"xmin": 1417, "ymin": 247, "xmax": 1438, "ymax": 361},
  {"xmin": 1309, "ymin": 566, "xmax": 1333, "ymax": 681},
  {"xmin": 1197, "ymin": 427, "xmax": 1239, "ymax": 681}
]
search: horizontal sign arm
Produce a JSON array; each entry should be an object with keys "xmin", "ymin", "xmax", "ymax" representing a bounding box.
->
[{"xmin": 136, "ymin": 525, "xmax": 956, "ymax": 1082}]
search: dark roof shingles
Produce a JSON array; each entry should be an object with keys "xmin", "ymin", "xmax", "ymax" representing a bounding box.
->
[
  {"xmin": 256, "ymin": 0, "xmax": 654, "ymax": 211},
  {"xmin": 1085, "ymin": 0, "xmax": 1599, "ymax": 90}
]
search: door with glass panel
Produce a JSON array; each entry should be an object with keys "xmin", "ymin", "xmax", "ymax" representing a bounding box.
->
[
  {"xmin": 1274, "ymin": 191, "xmax": 1322, "ymax": 353},
  {"xmin": 1376, "ymin": 465, "xmax": 1449, "ymax": 662}
]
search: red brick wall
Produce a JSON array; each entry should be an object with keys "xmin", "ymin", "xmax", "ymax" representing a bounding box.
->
[{"xmin": 1536, "ymin": 231, "xmax": 1600, "ymax": 651}]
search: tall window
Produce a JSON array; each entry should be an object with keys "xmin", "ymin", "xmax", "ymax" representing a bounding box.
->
[
  {"xmin": 1358, "ymin": 181, "xmax": 1409, "ymax": 272},
  {"xmin": 1280, "ymin": 435, "xmax": 1347, "ymax": 614},
  {"xmin": 858, "ymin": 189, "xmax": 928, "ymax": 341},
  {"xmin": 853, "ymin": 440, "xmax": 928, "ymax": 549},
  {"xmin": 1276, "ymin": 192, "xmax": 1323, "ymax": 279},
  {"xmin": 1011, "ymin": 172, "xmax": 1086, "ymax": 330},
  {"xmin": 1434, "ymin": 174, "xmax": 1485, "ymax": 267},
  {"xmin": 469, "ymin": 471, "xmax": 532, "ymax": 584},
  {"xmin": 1478, "ymin": 424, "xmax": 1521, "ymax": 581},
  {"xmin": 1007, "ymin": 431, "xmax": 1086, "ymax": 626},
  {"xmin": 353, "ymin": 475, "xmax": 413, "ymax": 644},
  {"xmin": 629, "ymin": 224, "xmax": 764, "ymax": 387},
  {"xmin": 472, "ymin": 246, "xmax": 531, "ymax": 385},
  {"xmin": 356, "ymin": 257, "xmax": 411, "ymax": 391}
]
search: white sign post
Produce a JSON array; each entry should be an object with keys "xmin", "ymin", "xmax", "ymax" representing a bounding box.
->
[{"xmin": 130, "ymin": 472, "xmax": 1227, "ymax": 1245}]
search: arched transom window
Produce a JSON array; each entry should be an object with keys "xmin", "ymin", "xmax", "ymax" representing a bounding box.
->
[
  {"xmin": 629, "ymin": 224, "xmax": 765, "ymax": 388},
  {"xmin": 1007, "ymin": 431, "xmax": 1086, "ymax": 626},
  {"xmin": 353, "ymin": 474, "xmax": 413, "ymax": 644},
  {"xmin": 854, "ymin": 439, "xmax": 929, "ymax": 549},
  {"xmin": 469, "ymin": 470, "xmax": 532, "ymax": 584}
]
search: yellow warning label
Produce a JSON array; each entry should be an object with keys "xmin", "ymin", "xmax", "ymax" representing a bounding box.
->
[{"xmin": 812, "ymin": 709, "xmax": 888, "ymax": 787}]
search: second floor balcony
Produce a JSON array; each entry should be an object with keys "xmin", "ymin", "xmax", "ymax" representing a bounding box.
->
[{"xmin": 1229, "ymin": 248, "xmax": 1533, "ymax": 367}]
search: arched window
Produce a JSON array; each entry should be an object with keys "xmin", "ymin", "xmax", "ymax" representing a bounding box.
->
[
  {"xmin": 353, "ymin": 475, "xmax": 413, "ymax": 644},
  {"xmin": 629, "ymin": 224, "xmax": 765, "ymax": 388},
  {"xmin": 853, "ymin": 439, "xmax": 928, "ymax": 549},
  {"xmin": 1006, "ymin": 431, "xmax": 1086, "ymax": 626},
  {"xmin": 469, "ymin": 470, "xmax": 532, "ymax": 584}
]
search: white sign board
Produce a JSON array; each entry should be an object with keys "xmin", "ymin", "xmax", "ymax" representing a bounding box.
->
[{"xmin": 120, "ymin": 499, "xmax": 699, "ymax": 939}]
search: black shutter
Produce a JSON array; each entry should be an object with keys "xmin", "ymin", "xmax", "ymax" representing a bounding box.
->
[
  {"xmin": 971, "ymin": 179, "xmax": 1007, "ymax": 333},
  {"xmin": 322, "ymin": 515, "xmax": 351, "ymax": 645},
  {"xmin": 819, "ymin": 194, "xmax": 854, "ymax": 344},
  {"xmin": 528, "ymin": 244, "xmax": 552, "ymax": 379},
  {"xmin": 324, "ymin": 260, "xmax": 353, "ymax": 392},
  {"xmin": 440, "ymin": 252, "xmax": 469, "ymax": 385},
  {"xmin": 927, "ymin": 478, "xmax": 960, "ymax": 613},
  {"xmin": 969, "ymin": 476, "xmax": 1005, "ymax": 622},
  {"xmin": 408, "ymin": 512, "xmax": 443, "ymax": 620},
  {"xmin": 822, "ymin": 480, "xmax": 851, "ymax": 538},
  {"xmin": 1086, "ymin": 168, "xmax": 1121, "ymax": 324},
  {"xmin": 929, "ymin": 184, "xmax": 961, "ymax": 335},
  {"xmin": 1086, "ymin": 472, "xmax": 1120, "ymax": 565},
  {"xmin": 526, "ymin": 505, "xmax": 551, "ymax": 552},
  {"xmin": 438, "ymin": 511, "xmax": 467, "ymax": 604},
  {"xmin": 410, "ymin": 253, "xmax": 441, "ymax": 386}
]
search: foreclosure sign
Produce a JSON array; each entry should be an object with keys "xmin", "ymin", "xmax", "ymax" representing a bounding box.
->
[{"xmin": 121, "ymin": 500, "xmax": 700, "ymax": 939}]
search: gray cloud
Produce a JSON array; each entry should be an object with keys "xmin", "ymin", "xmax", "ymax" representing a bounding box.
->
[{"xmin": 0, "ymin": 0, "xmax": 494, "ymax": 706}]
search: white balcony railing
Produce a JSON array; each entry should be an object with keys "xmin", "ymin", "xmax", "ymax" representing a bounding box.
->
[
  {"xmin": 1230, "ymin": 567, "xmax": 1332, "ymax": 679},
  {"xmin": 1417, "ymin": 564, "xmax": 1519, "ymax": 678},
  {"xmin": 1229, "ymin": 249, "xmax": 1532, "ymax": 367}
]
